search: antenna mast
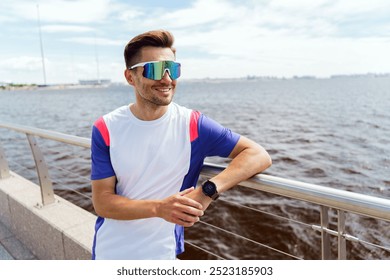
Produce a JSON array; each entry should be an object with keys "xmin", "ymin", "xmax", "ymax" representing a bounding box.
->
[
  {"xmin": 94, "ymin": 35, "xmax": 101, "ymax": 84},
  {"xmin": 36, "ymin": 4, "xmax": 47, "ymax": 85}
]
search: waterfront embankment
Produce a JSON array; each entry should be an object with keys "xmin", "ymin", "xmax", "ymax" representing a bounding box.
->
[{"xmin": 0, "ymin": 171, "xmax": 95, "ymax": 260}]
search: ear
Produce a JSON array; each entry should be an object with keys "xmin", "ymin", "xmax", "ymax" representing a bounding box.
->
[{"xmin": 124, "ymin": 69, "xmax": 135, "ymax": 86}]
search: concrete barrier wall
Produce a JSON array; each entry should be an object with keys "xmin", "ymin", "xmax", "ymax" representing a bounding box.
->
[{"xmin": 0, "ymin": 171, "xmax": 95, "ymax": 259}]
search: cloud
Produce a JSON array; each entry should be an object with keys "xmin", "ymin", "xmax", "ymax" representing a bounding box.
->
[
  {"xmin": 0, "ymin": 56, "xmax": 44, "ymax": 71},
  {"xmin": 176, "ymin": 27, "xmax": 390, "ymax": 79},
  {"xmin": 0, "ymin": 13, "xmax": 15, "ymax": 23},
  {"xmin": 117, "ymin": 9, "xmax": 145, "ymax": 22},
  {"xmin": 124, "ymin": 0, "xmax": 248, "ymax": 31},
  {"xmin": 264, "ymin": 0, "xmax": 390, "ymax": 38},
  {"xmin": 0, "ymin": 56, "xmax": 50, "ymax": 84},
  {"xmin": 41, "ymin": 25, "xmax": 95, "ymax": 33},
  {"xmin": 61, "ymin": 37, "xmax": 124, "ymax": 46},
  {"xmin": 123, "ymin": 0, "xmax": 388, "ymax": 79},
  {"xmin": 1, "ymin": 0, "xmax": 390, "ymax": 83},
  {"xmin": 0, "ymin": 0, "xmax": 112, "ymax": 23}
]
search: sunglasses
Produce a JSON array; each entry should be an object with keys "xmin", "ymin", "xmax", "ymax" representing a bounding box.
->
[{"xmin": 129, "ymin": 60, "xmax": 181, "ymax": 80}]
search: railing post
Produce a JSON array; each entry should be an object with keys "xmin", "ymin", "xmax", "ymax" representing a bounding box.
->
[
  {"xmin": 26, "ymin": 134, "xmax": 55, "ymax": 205},
  {"xmin": 338, "ymin": 210, "xmax": 347, "ymax": 259},
  {"xmin": 320, "ymin": 206, "xmax": 331, "ymax": 259},
  {"xmin": 0, "ymin": 141, "xmax": 10, "ymax": 179}
]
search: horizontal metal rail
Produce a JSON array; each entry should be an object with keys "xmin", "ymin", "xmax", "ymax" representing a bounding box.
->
[
  {"xmin": 0, "ymin": 122, "xmax": 90, "ymax": 148},
  {"xmin": 1, "ymin": 121, "xmax": 390, "ymax": 260},
  {"xmin": 201, "ymin": 164, "xmax": 390, "ymax": 223}
]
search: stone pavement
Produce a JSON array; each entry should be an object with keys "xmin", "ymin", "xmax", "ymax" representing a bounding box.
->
[{"xmin": 0, "ymin": 220, "xmax": 37, "ymax": 260}]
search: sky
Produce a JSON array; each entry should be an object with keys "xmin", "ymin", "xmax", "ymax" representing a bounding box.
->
[{"xmin": 0, "ymin": 0, "xmax": 390, "ymax": 84}]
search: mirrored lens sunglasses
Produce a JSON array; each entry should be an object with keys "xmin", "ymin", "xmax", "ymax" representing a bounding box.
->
[{"xmin": 129, "ymin": 60, "xmax": 181, "ymax": 80}]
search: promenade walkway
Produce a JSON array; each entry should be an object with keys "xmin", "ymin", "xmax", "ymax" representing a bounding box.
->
[{"xmin": 0, "ymin": 220, "xmax": 37, "ymax": 260}]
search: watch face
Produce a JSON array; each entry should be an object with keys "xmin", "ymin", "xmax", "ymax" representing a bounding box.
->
[{"xmin": 203, "ymin": 181, "xmax": 216, "ymax": 196}]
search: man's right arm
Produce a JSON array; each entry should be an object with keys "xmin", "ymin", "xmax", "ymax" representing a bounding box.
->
[{"xmin": 91, "ymin": 176, "xmax": 204, "ymax": 227}]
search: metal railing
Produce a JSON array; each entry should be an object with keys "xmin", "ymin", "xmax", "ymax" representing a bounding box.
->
[{"xmin": 1, "ymin": 121, "xmax": 390, "ymax": 260}]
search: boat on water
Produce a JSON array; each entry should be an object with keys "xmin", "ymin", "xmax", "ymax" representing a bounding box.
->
[{"xmin": 0, "ymin": 121, "xmax": 389, "ymax": 260}]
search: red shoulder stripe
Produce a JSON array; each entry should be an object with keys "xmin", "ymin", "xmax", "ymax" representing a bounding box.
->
[
  {"xmin": 94, "ymin": 117, "xmax": 110, "ymax": 146},
  {"xmin": 190, "ymin": 110, "xmax": 200, "ymax": 142}
]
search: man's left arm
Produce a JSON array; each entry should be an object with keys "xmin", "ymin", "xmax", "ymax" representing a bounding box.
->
[{"xmin": 185, "ymin": 135, "xmax": 272, "ymax": 209}]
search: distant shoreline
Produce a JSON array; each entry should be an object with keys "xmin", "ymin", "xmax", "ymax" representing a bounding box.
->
[
  {"xmin": 2, "ymin": 73, "xmax": 390, "ymax": 91},
  {"xmin": 0, "ymin": 84, "xmax": 38, "ymax": 91},
  {"xmin": 0, "ymin": 83, "xmax": 115, "ymax": 91}
]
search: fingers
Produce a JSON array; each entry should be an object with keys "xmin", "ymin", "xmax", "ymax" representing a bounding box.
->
[
  {"xmin": 173, "ymin": 205, "xmax": 203, "ymax": 227},
  {"xmin": 170, "ymin": 218, "xmax": 196, "ymax": 227},
  {"xmin": 170, "ymin": 197, "xmax": 204, "ymax": 218},
  {"xmin": 179, "ymin": 187, "xmax": 195, "ymax": 196},
  {"xmin": 158, "ymin": 189, "xmax": 205, "ymax": 227},
  {"xmin": 171, "ymin": 211, "xmax": 200, "ymax": 227},
  {"xmin": 162, "ymin": 207, "xmax": 200, "ymax": 227},
  {"xmin": 177, "ymin": 203, "xmax": 204, "ymax": 218},
  {"xmin": 177, "ymin": 195, "xmax": 203, "ymax": 211},
  {"xmin": 178, "ymin": 188, "xmax": 204, "ymax": 210}
]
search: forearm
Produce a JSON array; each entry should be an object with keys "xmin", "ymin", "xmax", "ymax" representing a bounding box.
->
[
  {"xmin": 212, "ymin": 143, "xmax": 271, "ymax": 193},
  {"xmin": 93, "ymin": 191, "xmax": 159, "ymax": 220},
  {"xmin": 92, "ymin": 178, "xmax": 203, "ymax": 226},
  {"xmin": 185, "ymin": 138, "xmax": 271, "ymax": 210}
]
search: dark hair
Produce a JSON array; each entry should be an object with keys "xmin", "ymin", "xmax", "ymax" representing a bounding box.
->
[{"xmin": 124, "ymin": 30, "xmax": 176, "ymax": 68}]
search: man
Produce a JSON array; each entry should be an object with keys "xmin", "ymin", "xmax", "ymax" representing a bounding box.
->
[{"xmin": 90, "ymin": 30, "xmax": 271, "ymax": 260}]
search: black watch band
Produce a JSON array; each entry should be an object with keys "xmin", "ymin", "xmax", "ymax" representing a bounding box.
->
[{"xmin": 201, "ymin": 180, "xmax": 219, "ymax": 200}]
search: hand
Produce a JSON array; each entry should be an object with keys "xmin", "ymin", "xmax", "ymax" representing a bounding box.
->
[
  {"xmin": 184, "ymin": 187, "xmax": 212, "ymax": 212},
  {"xmin": 156, "ymin": 187, "xmax": 204, "ymax": 227}
]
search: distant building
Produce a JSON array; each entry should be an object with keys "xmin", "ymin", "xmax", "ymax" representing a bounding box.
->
[
  {"xmin": 78, "ymin": 79, "xmax": 111, "ymax": 85},
  {"xmin": 293, "ymin": 75, "xmax": 316, "ymax": 80}
]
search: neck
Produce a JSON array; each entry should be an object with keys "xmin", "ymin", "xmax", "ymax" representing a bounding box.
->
[{"xmin": 129, "ymin": 103, "xmax": 169, "ymax": 121}]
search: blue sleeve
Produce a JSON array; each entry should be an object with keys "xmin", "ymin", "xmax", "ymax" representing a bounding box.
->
[
  {"xmin": 90, "ymin": 125, "xmax": 116, "ymax": 180},
  {"xmin": 198, "ymin": 114, "xmax": 240, "ymax": 157}
]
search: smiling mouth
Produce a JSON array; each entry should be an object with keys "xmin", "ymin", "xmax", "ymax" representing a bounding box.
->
[{"xmin": 154, "ymin": 88, "xmax": 171, "ymax": 92}]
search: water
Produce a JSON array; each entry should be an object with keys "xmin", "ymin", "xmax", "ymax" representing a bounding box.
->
[{"xmin": 1, "ymin": 77, "xmax": 389, "ymax": 259}]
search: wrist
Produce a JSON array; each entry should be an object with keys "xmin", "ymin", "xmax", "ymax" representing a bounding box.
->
[
  {"xmin": 197, "ymin": 187, "xmax": 213, "ymax": 203},
  {"xmin": 201, "ymin": 180, "xmax": 219, "ymax": 201},
  {"xmin": 153, "ymin": 200, "xmax": 162, "ymax": 218}
]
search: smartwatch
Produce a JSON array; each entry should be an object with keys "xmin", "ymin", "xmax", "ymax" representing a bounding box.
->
[{"xmin": 201, "ymin": 180, "xmax": 219, "ymax": 200}]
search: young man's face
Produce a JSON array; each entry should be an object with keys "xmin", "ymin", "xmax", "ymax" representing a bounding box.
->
[{"xmin": 126, "ymin": 46, "xmax": 177, "ymax": 108}]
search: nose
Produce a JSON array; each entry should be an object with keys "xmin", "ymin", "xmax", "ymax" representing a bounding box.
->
[{"xmin": 160, "ymin": 70, "xmax": 172, "ymax": 83}]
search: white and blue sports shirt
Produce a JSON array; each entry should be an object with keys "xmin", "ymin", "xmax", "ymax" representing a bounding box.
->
[{"xmin": 91, "ymin": 102, "xmax": 240, "ymax": 259}]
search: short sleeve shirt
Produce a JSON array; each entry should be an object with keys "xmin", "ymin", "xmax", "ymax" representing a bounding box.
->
[{"xmin": 91, "ymin": 103, "xmax": 240, "ymax": 259}]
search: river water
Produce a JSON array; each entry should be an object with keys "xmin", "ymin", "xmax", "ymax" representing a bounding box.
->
[{"xmin": 0, "ymin": 77, "xmax": 389, "ymax": 259}]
